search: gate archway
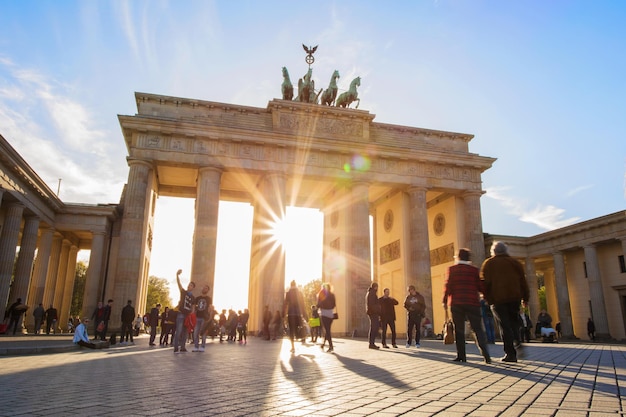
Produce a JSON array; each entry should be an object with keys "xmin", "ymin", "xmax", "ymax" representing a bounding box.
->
[{"xmin": 106, "ymin": 93, "xmax": 495, "ymax": 335}]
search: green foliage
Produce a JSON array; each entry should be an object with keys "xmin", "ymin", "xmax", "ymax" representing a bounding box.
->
[
  {"xmin": 70, "ymin": 261, "xmax": 88, "ymax": 318},
  {"xmin": 146, "ymin": 276, "xmax": 173, "ymax": 312},
  {"xmin": 301, "ymin": 278, "xmax": 322, "ymax": 310},
  {"xmin": 538, "ymin": 286, "xmax": 547, "ymax": 310}
]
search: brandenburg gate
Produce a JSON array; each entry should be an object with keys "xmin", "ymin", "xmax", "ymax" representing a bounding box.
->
[{"xmin": 110, "ymin": 88, "xmax": 495, "ymax": 335}]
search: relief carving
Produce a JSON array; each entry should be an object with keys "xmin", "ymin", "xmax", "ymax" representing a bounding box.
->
[
  {"xmin": 430, "ymin": 243, "xmax": 455, "ymax": 267},
  {"xmin": 380, "ymin": 240, "xmax": 401, "ymax": 264}
]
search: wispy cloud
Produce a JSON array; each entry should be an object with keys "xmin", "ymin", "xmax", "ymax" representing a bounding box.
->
[
  {"xmin": 0, "ymin": 58, "xmax": 124, "ymax": 203},
  {"xmin": 565, "ymin": 184, "xmax": 593, "ymax": 197},
  {"xmin": 485, "ymin": 186, "xmax": 580, "ymax": 231}
]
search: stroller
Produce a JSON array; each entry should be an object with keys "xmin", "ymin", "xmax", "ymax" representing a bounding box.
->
[{"xmin": 535, "ymin": 322, "xmax": 558, "ymax": 343}]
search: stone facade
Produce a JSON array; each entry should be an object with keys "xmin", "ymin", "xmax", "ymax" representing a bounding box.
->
[{"xmin": 2, "ymin": 92, "xmax": 624, "ymax": 340}]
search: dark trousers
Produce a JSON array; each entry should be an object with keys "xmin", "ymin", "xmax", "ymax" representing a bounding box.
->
[
  {"xmin": 519, "ymin": 326, "xmax": 531, "ymax": 343},
  {"xmin": 8, "ymin": 316, "xmax": 20, "ymax": 335},
  {"xmin": 450, "ymin": 304, "xmax": 490, "ymax": 361},
  {"xmin": 368, "ymin": 314, "xmax": 380, "ymax": 345},
  {"xmin": 121, "ymin": 322, "xmax": 134, "ymax": 342},
  {"xmin": 287, "ymin": 315, "xmax": 300, "ymax": 342},
  {"xmin": 321, "ymin": 316, "xmax": 333, "ymax": 348},
  {"xmin": 149, "ymin": 323, "xmax": 157, "ymax": 344},
  {"xmin": 77, "ymin": 340, "xmax": 97, "ymax": 349},
  {"xmin": 381, "ymin": 318, "xmax": 396, "ymax": 346},
  {"xmin": 492, "ymin": 302, "xmax": 520, "ymax": 358},
  {"xmin": 407, "ymin": 315, "xmax": 421, "ymax": 344}
]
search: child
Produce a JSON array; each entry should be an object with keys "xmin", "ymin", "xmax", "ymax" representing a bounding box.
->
[{"xmin": 309, "ymin": 305, "xmax": 321, "ymax": 343}]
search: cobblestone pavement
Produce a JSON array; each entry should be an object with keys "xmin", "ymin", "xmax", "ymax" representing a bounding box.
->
[{"xmin": 0, "ymin": 335, "xmax": 624, "ymax": 416}]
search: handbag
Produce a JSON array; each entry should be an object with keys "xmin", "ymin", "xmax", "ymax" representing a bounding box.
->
[
  {"xmin": 96, "ymin": 321, "xmax": 105, "ymax": 333},
  {"xmin": 332, "ymin": 312, "xmax": 339, "ymax": 320},
  {"xmin": 443, "ymin": 309, "xmax": 454, "ymax": 345},
  {"xmin": 309, "ymin": 317, "xmax": 320, "ymax": 327}
]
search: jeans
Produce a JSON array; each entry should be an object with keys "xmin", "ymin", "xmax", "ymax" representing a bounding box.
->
[
  {"xmin": 193, "ymin": 318, "xmax": 206, "ymax": 348},
  {"xmin": 174, "ymin": 313, "xmax": 187, "ymax": 350},
  {"xmin": 483, "ymin": 315, "xmax": 496, "ymax": 343},
  {"xmin": 368, "ymin": 315, "xmax": 380, "ymax": 345},
  {"xmin": 492, "ymin": 302, "xmax": 521, "ymax": 358},
  {"xmin": 407, "ymin": 315, "xmax": 421, "ymax": 344},
  {"xmin": 450, "ymin": 304, "xmax": 490, "ymax": 361}
]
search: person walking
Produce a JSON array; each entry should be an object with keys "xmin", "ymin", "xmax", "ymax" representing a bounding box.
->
[
  {"xmin": 403, "ymin": 285, "xmax": 425, "ymax": 348},
  {"xmin": 309, "ymin": 305, "xmax": 321, "ymax": 343},
  {"xmin": 587, "ymin": 317, "xmax": 596, "ymax": 341},
  {"xmin": 148, "ymin": 303, "xmax": 161, "ymax": 346},
  {"xmin": 5, "ymin": 298, "xmax": 28, "ymax": 335},
  {"xmin": 45, "ymin": 304, "xmax": 57, "ymax": 335},
  {"xmin": 193, "ymin": 285, "xmax": 211, "ymax": 351},
  {"xmin": 262, "ymin": 305, "xmax": 272, "ymax": 341},
  {"xmin": 101, "ymin": 299, "xmax": 113, "ymax": 340},
  {"xmin": 284, "ymin": 280, "xmax": 305, "ymax": 353},
  {"xmin": 481, "ymin": 241, "xmax": 529, "ymax": 363},
  {"xmin": 442, "ymin": 248, "xmax": 491, "ymax": 364},
  {"xmin": 91, "ymin": 301, "xmax": 106, "ymax": 340},
  {"xmin": 379, "ymin": 288, "xmax": 399, "ymax": 348},
  {"xmin": 173, "ymin": 269, "xmax": 195, "ymax": 353},
  {"xmin": 32, "ymin": 303, "xmax": 45, "ymax": 335},
  {"xmin": 120, "ymin": 300, "xmax": 136, "ymax": 345},
  {"xmin": 317, "ymin": 283, "xmax": 336, "ymax": 353},
  {"xmin": 366, "ymin": 282, "xmax": 381, "ymax": 350}
]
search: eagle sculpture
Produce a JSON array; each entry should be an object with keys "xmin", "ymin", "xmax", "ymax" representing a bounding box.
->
[{"xmin": 302, "ymin": 44, "xmax": 318, "ymax": 55}]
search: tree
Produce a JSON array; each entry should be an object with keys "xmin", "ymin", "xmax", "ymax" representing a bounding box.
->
[
  {"xmin": 70, "ymin": 261, "xmax": 88, "ymax": 318},
  {"xmin": 301, "ymin": 278, "xmax": 322, "ymax": 311},
  {"xmin": 146, "ymin": 276, "xmax": 173, "ymax": 312}
]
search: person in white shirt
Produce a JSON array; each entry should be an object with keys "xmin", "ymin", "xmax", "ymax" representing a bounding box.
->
[{"xmin": 73, "ymin": 318, "xmax": 96, "ymax": 349}]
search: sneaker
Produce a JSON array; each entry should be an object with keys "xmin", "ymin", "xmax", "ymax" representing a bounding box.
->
[
  {"xmin": 393, "ymin": 344, "xmax": 398, "ymax": 348},
  {"xmin": 180, "ymin": 348, "xmax": 188, "ymax": 353},
  {"xmin": 199, "ymin": 347, "xmax": 205, "ymax": 352},
  {"xmin": 415, "ymin": 343, "xmax": 421, "ymax": 348},
  {"xmin": 192, "ymin": 348, "xmax": 200, "ymax": 352},
  {"xmin": 383, "ymin": 344, "xmax": 390, "ymax": 349},
  {"xmin": 406, "ymin": 342, "xmax": 411, "ymax": 348},
  {"xmin": 368, "ymin": 344, "xmax": 380, "ymax": 350},
  {"xmin": 173, "ymin": 348, "xmax": 179, "ymax": 354}
]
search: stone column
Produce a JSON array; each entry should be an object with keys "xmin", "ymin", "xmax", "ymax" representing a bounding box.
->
[
  {"xmin": 112, "ymin": 159, "xmax": 152, "ymax": 319},
  {"xmin": 59, "ymin": 245, "xmax": 79, "ymax": 330},
  {"xmin": 252, "ymin": 172, "xmax": 286, "ymax": 321},
  {"xmin": 346, "ymin": 181, "xmax": 372, "ymax": 335},
  {"xmin": 82, "ymin": 231, "xmax": 106, "ymax": 319},
  {"xmin": 462, "ymin": 191, "xmax": 486, "ymax": 264},
  {"xmin": 0, "ymin": 188, "xmax": 4, "ymax": 209},
  {"xmin": 583, "ymin": 244, "xmax": 609, "ymax": 338},
  {"xmin": 190, "ymin": 167, "xmax": 222, "ymax": 296},
  {"xmin": 407, "ymin": 187, "xmax": 432, "ymax": 321},
  {"xmin": 41, "ymin": 234, "xmax": 62, "ymax": 309},
  {"xmin": 9, "ymin": 215, "xmax": 39, "ymax": 330},
  {"xmin": 52, "ymin": 239, "xmax": 71, "ymax": 312},
  {"xmin": 524, "ymin": 257, "xmax": 540, "ymax": 322},
  {"xmin": 0, "ymin": 203, "xmax": 24, "ymax": 319},
  {"xmin": 27, "ymin": 227, "xmax": 54, "ymax": 310},
  {"xmin": 552, "ymin": 251, "xmax": 575, "ymax": 338}
]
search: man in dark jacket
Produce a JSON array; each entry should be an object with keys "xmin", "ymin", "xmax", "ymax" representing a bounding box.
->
[
  {"xmin": 379, "ymin": 288, "xmax": 399, "ymax": 348},
  {"xmin": 121, "ymin": 300, "xmax": 136, "ymax": 345},
  {"xmin": 5, "ymin": 298, "xmax": 27, "ymax": 335},
  {"xmin": 481, "ymin": 241, "xmax": 530, "ymax": 363},
  {"xmin": 403, "ymin": 285, "xmax": 425, "ymax": 348},
  {"xmin": 148, "ymin": 303, "xmax": 161, "ymax": 346},
  {"xmin": 366, "ymin": 282, "xmax": 381, "ymax": 349},
  {"xmin": 45, "ymin": 305, "xmax": 57, "ymax": 335}
]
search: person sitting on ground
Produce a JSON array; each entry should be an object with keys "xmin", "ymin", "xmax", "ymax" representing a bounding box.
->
[{"xmin": 73, "ymin": 318, "xmax": 97, "ymax": 349}]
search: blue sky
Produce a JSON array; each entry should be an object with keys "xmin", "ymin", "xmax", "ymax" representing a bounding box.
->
[{"xmin": 1, "ymin": 1, "xmax": 625, "ymax": 309}]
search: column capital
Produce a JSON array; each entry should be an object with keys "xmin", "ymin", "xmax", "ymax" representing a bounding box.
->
[
  {"xmin": 198, "ymin": 166, "xmax": 223, "ymax": 175},
  {"xmin": 126, "ymin": 158, "xmax": 153, "ymax": 169},
  {"xmin": 462, "ymin": 189, "xmax": 485, "ymax": 197}
]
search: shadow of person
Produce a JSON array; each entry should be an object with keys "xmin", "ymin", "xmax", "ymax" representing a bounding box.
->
[
  {"xmin": 333, "ymin": 353, "xmax": 406, "ymax": 388},
  {"xmin": 280, "ymin": 353, "xmax": 323, "ymax": 399}
]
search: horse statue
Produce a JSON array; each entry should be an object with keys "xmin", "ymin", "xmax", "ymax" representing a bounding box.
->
[
  {"xmin": 335, "ymin": 76, "xmax": 361, "ymax": 108},
  {"xmin": 296, "ymin": 68, "xmax": 313, "ymax": 102},
  {"xmin": 281, "ymin": 67, "xmax": 293, "ymax": 101},
  {"xmin": 320, "ymin": 70, "xmax": 340, "ymax": 106}
]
